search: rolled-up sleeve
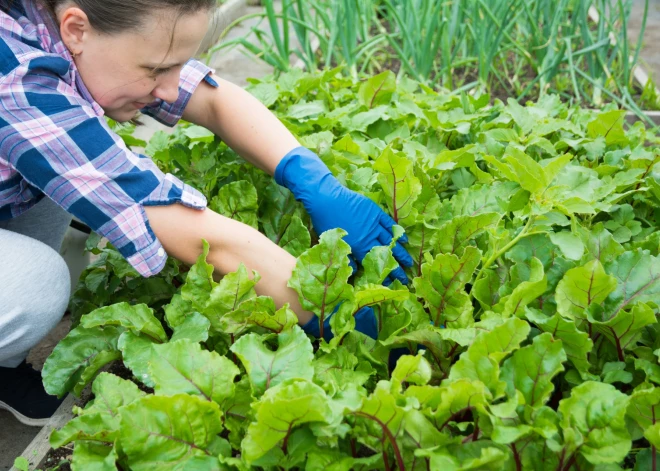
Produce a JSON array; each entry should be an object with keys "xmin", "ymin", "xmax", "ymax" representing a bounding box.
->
[
  {"xmin": 141, "ymin": 59, "xmax": 218, "ymax": 126},
  {"xmin": 0, "ymin": 57, "xmax": 207, "ymax": 277}
]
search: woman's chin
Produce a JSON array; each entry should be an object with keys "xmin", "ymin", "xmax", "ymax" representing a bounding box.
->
[{"xmin": 106, "ymin": 108, "xmax": 140, "ymax": 123}]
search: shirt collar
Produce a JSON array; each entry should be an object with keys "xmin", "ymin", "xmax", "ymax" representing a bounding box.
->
[{"xmin": 23, "ymin": 0, "xmax": 104, "ymax": 116}]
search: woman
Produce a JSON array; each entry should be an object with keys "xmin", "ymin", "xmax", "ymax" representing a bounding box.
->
[{"xmin": 0, "ymin": 0, "xmax": 412, "ymax": 425}]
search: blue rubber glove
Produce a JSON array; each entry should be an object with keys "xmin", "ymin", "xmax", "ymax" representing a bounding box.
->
[
  {"xmin": 275, "ymin": 147, "xmax": 413, "ymax": 285},
  {"xmin": 302, "ymin": 306, "xmax": 378, "ymax": 342}
]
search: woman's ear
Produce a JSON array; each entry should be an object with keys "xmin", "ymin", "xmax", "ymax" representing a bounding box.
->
[{"xmin": 58, "ymin": 6, "xmax": 91, "ymax": 56}]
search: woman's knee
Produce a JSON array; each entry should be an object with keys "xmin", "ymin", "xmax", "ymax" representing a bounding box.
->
[
  {"xmin": 34, "ymin": 245, "xmax": 71, "ymax": 324},
  {"xmin": 1, "ymin": 233, "xmax": 71, "ymax": 333}
]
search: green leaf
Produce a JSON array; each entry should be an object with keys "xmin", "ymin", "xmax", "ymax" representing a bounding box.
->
[
  {"xmin": 635, "ymin": 448, "xmax": 660, "ymax": 471},
  {"xmin": 163, "ymin": 294, "xmax": 194, "ymax": 329},
  {"xmin": 400, "ymin": 409, "xmax": 453, "ymax": 469},
  {"xmin": 557, "ymin": 381, "xmax": 631, "ymax": 464},
  {"xmin": 580, "ymin": 227, "xmax": 623, "ymax": 263},
  {"xmin": 496, "ymin": 257, "xmax": 547, "ymax": 318},
  {"xmin": 210, "ymin": 181, "xmax": 259, "ymax": 229},
  {"xmin": 221, "ymin": 298, "xmax": 299, "ymax": 335},
  {"xmin": 80, "ymin": 303, "xmax": 167, "ymax": 343},
  {"xmin": 354, "ymin": 284, "xmax": 410, "ymax": 310},
  {"xmin": 448, "ymin": 317, "xmax": 530, "ymax": 397},
  {"xmin": 434, "ymin": 213, "xmax": 501, "ymax": 256},
  {"xmin": 119, "ymin": 394, "xmax": 223, "ymax": 471},
  {"xmin": 346, "ymin": 106, "xmax": 388, "ymax": 132},
  {"xmin": 306, "ymin": 450, "xmax": 380, "ymax": 471},
  {"xmin": 183, "ymin": 125, "xmax": 215, "ymax": 144},
  {"xmin": 588, "ymin": 302, "xmax": 657, "ymax": 356},
  {"xmin": 80, "ymin": 372, "xmax": 146, "ymax": 416},
  {"xmin": 73, "ymin": 350, "xmax": 122, "ymax": 397},
  {"xmin": 354, "ymin": 382, "xmax": 406, "ymax": 448},
  {"xmin": 170, "ymin": 311, "xmax": 210, "ymax": 343},
  {"xmin": 288, "ymin": 229, "xmax": 354, "ymax": 326},
  {"xmin": 525, "ymin": 309, "xmax": 593, "ymax": 376},
  {"xmin": 555, "ymin": 260, "xmax": 617, "ymax": 320},
  {"xmin": 645, "ymin": 423, "xmax": 660, "ymax": 449},
  {"xmin": 627, "ymin": 386, "xmax": 660, "ymax": 438},
  {"xmin": 204, "ymin": 263, "xmax": 260, "ymax": 331},
  {"xmin": 391, "ymin": 351, "xmax": 432, "ymax": 390},
  {"xmin": 374, "ymin": 146, "xmax": 421, "ymax": 223},
  {"xmin": 180, "ymin": 240, "xmax": 216, "ymax": 312},
  {"xmin": 259, "ymin": 180, "xmax": 301, "ymax": 243},
  {"xmin": 242, "ymin": 380, "xmax": 333, "ymax": 463},
  {"xmin": 50, "ymin": 413, "xmax": 118, "ymax": 449},
  {"xmin": 450, "ymin": 181, "xmax": 519, "ymax": 217},
  {"xmin": 43, "ymin": 325, "xmax": 123, "ymax": 398},
  {"xmin": 473, "ymin": 268, "xmax": 507, "ymax": 310},
  {"xmin": 634, "ymin": 358, "xmax": 660, "ymax": 385},
  {"xmin": 430, "ymin": 379, "xmax": 489, "ymax": 430},
  {"xmin": 150, "ymin": 339, "xmax": 240, "ymax": 406},
  {"xmin": 356, "ymin": 227, "xmax": 405, "ymax": 287},
  {"xmin": 117, "ymin": 330, "xmax": 156, "ymax": 387},
  {"xmin": 358, "ymin": 70, "xmax": 396, "ymax": 108},
  {"xmin": 230, "ymin": 326, "xmax": 314, "ymax": 396},
  {"xmin": 313, "ymin": 348, "xmax": 372, "ymax": 395},
  {"xmin": 278, "ymin": 215, "xmax": 311, "ymax": 257},
  {"xmin": 287, "ymin": 100, "xmax": 328, "ymax": 120},
  {"xmin": 423, "ymin": 442, "xmax": 507, "ymax": 470},
  {"xmin": 602, "ymin": 249, "xmax": 660, "ymax": 317},
  {"xmin": 248, "ymin": 82, "xmax": 279, "ymax": 107},
  {"xmin": 70, "ymin": 442, "xmax": 117, "ymax": 471},
  {"xmin": 549, "ymin": 231, "xmax": 584, "ymax": 261},
  {"xmin": 501, "ymin": 333, "xmax": 566, "ymax": 409},
  {"xmin": 413, "ymin": 246, "xmax": 481, "ymax": 327},
  {"xmin": 587, "ymin": 110, "xmax": 628, "ymax": 146},
  {"xmin": 13, "ymin": 457, "xmax": 29, "ymax": 471}
]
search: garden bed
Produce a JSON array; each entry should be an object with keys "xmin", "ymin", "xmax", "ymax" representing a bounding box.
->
[{"xmin": 31, "ymin": 67, "xmax": 660, "ymax": 470}]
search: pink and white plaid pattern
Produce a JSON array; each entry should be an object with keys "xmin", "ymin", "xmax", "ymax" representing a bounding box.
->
[{"xmin": 0, "ymin": 0, "xmax": 218, "ymax": 277}]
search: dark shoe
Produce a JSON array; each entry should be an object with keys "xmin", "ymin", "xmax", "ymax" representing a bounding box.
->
[{"xmin": 0, "ymin": 360, "xmax": 65, "ymax": 426}]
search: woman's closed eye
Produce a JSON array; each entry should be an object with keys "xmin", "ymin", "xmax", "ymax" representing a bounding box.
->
[{"xmin": 150, "ymin": 67, "xmax": 173, "ymax": 77}]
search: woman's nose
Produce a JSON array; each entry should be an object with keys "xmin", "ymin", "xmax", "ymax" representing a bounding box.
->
[{"xmin": 152, "ymin": 74, "xmax": 180, "ymax": 104}]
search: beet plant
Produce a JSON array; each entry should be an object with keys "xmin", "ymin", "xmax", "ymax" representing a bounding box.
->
[{"xmin": 45, "ymin": 69, "xmax": 660, "ymax": 470}]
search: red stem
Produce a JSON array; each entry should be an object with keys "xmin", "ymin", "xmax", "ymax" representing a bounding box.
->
[
  {"xmin": 609, "ymin": 326, "xmax": 625, "ymax": 362},
  {"xmin": 654, "ymin": 407, "xmax": 657, "ymax": 471},
  {"xmin": 355, "ymin": 412, "xmax": 405, "ymax": 471},
  {"xmin": 511, "ymin": 444, "xmax": 522, "ymax": 471},
  {"xmin": 383, "ymin": 447, "xmax": 391, "ymax": 471},
  {"xmin": 562, "ymin": 454, "xmax": 577, "ymax": 471},
  {"xmin": 281, "ymin": 424, "xmax": 293, "ymax": 455},
  {"xmin": 653, "ymin": 446, "xmax": 657, "ymax": 471}
]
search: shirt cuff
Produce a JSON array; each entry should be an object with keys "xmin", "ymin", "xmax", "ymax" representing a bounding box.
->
[{"xmin": 140, "ymin": 59, "xmax": 218, "ymax": 127}]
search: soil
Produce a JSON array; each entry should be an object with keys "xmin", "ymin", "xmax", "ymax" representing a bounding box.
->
[{"xmin": 26, "ymin": 314, "xmax": 72, "ymax": 371}]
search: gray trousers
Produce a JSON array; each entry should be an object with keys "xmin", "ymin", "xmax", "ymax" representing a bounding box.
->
[{"xmin": 0, "ymin": 198, "xmax": 72, "ymax": 367}]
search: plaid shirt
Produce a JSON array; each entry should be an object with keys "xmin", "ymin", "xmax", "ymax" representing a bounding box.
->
[{"xmin": 0, "ymin": 0, "xmax": 217, "ymax": 277}]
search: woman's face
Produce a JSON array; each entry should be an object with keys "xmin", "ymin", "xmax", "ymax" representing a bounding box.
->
[{"xmin": 58, "ymin": 6, "xmax": 210, "ymax": 122}]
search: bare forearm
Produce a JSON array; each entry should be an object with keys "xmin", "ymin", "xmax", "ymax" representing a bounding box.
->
[
  {"xmin": 144, "ymin": 204, "xmax": 313, "ymax": 324},
  {"xmin": 183, "ymin": 76, "xmax": 300, "ymax": 175}
]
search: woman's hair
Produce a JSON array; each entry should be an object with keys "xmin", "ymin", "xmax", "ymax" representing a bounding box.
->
[
  {"xmin": 41, "ymin": 0, "xmax": 216, "ymax": 34},
  {"xmin": 2, "ymin": 1, "xmax": 216, "ymax": 34}
]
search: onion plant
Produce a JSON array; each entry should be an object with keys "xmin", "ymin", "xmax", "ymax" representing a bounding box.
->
[{"xmin": 209, "ymin": 0, "xmax": 653, "ymax": 117}]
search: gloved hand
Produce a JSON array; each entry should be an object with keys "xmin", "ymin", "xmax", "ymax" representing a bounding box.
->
[
  {"xmin": 302, "ymin": 306, "xmax": 378, "ymax": 342},
  {"xmin": 275, "ymin": 146, "xmax": 413, "ymax": 285}
]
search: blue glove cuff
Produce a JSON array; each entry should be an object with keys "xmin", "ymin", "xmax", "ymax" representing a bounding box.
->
[
  {"xmin": 274, "ymin": 146, "xmax": 333, "ymax": 198},
  {"xmin": 301, "ymin": 306, "xmax": 378, "ymax": 342}
]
